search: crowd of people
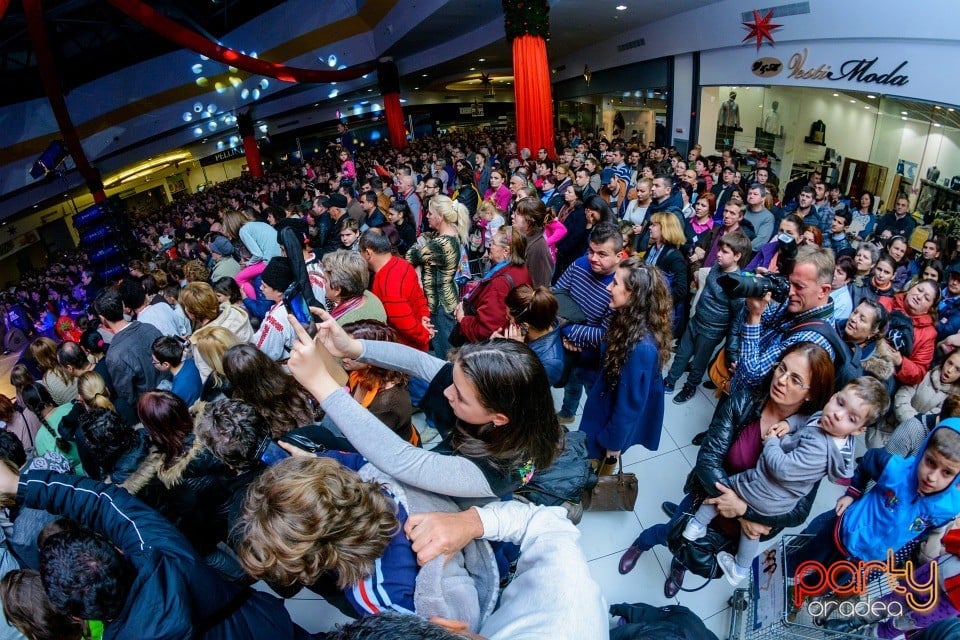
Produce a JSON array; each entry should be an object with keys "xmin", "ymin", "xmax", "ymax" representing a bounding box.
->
[{"xmin": 0, "ymin": 124, "xmax": 959, "ymax": 639}]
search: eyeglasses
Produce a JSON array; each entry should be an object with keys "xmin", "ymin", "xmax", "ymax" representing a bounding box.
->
[{"xmin": 774, "ymin": 362, "xmax": 810, "ymax": 390}]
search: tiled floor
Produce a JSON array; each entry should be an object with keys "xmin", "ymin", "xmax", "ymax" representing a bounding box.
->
[{"xmin": 0, "ymin": 350, "xmax": 846, "ymax": 637}]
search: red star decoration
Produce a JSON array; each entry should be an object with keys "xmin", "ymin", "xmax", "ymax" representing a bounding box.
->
[{"xmin": 742, "ymin": 9, "xmax": 782, "ymax": 51}]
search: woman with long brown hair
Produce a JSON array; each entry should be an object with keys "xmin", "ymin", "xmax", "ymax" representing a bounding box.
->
[
  {"xmin": 221, "ymin": 344, "xmax": 318, "ymax": 438},
  {"xmin": 579, "ymin": 259, "xmax": 673, "ymax": 471},
  {"xmin": 28, "ymin": 338, "xmax": 76, "ymax": 406}
]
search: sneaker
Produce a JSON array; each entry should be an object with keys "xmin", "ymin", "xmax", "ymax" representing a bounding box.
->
[
  {"xmin": 682, "ymin": 518, "xmax": 707, "ymax": 541},
  {"xmin": 673, "ymin": 384, "xmax": 696, "ymax": 404},
  {"xmin": 717, "ymin": 551, "xmax": 750, "ymax": 586},
  {"xmin": 556, "ymin": 412, "xmax": 575, "ymax": 425},
  {"xmin": 660, "ymin": 501, "xmax": 678, "ymax": 518},
  {"xmin": 663, "ymin": 379, "xmax": 676, "ymax": 394}
]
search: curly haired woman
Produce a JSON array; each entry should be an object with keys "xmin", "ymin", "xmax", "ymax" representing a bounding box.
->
[{"xmin": 578, "ymin": 258, "xmax": 673, "ymax": 473}]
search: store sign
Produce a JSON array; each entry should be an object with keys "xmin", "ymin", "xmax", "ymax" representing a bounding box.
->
[
  {"xmin": 199, "ymin": 146, "xmax": 245, "ymax": 167},
  {"xmin": 751, "ymin": 57, "xmax": 783, "ymax": 78},
  {"xmin": 750, "ymin": 48, "xmax": 909, "ymax": 88}
]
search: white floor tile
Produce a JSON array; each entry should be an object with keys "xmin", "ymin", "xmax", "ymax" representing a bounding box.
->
[
  {"xmin": 576, "ymin": 509, "xmax": 643, "ymax": 561},
  {"xmin": 629, "ymin": 449, "xmax": 692, "ymax": 529}
]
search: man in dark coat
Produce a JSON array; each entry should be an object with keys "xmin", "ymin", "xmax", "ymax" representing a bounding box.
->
[{"xmin": 1, "ymin": 468, "xmax": 315, "ymax": 640}]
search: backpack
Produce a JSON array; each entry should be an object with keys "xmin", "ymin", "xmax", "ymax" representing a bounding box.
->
[
  {"xmin": 514, "ymin": 430, "xmax": 595, "ymax": 507},
  {"xmin": 789, "ymin": 318, "xmax": 864, "ymax": 388}
]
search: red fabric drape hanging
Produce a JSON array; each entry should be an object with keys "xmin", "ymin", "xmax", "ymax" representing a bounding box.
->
[
  {"xmin": 382, "ymin": 94, "xmax": 406, "ymax": 150},
  {"xmin": 24, "ymin": 0, "xmax": 106, "ymax": 201},
  {"xmin": 236, "ymin": 112, "xmax": 263, "ymax": 177},
  {"xmin": 377, "ymin": 60, "xmax": 405, "ymax": 149},
  {"xmin": 106, "ymin": 0, "xmax": 375, "ymax": 84},
  {"xmin": 512, "ymin": 35, "xmax": 555, "ymax": 160}
]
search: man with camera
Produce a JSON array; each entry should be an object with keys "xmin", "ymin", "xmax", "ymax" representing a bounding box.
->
[{"xmin": 729, "ymin": 245, "xmax": 838, "ymax": 394}]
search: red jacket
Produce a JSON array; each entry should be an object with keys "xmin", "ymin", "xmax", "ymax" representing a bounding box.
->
[
  {"xmin": 941, "ymin": 527, "xmax": 960, "ymax": 609},
  {"xmin": 371, "ymin": 256, "xmax": 431, "ymax": 351},
  {"xmin": 458, "ymin": 264, "xmax": 532, "ymax": 342},
  {"xmin": 880, "ymin": 293, "xmax": 937, "ymax": 385}
]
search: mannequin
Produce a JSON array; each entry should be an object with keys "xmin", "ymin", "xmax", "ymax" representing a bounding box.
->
[
  {"xmin": 718, "ymin": 91, "xmax": 741, "ymax": 129},
  {"xmin": 763, "ymin": 100, "xmax": 781, "ymax": 136}
]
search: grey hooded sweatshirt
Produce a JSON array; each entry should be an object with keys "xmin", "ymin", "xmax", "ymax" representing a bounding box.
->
[{"xmin": 730, "ymin": 412, "xmax": 853, "ymax": 517}]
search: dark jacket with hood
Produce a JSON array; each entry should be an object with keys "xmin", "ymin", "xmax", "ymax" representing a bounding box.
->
[
  {"xmin": 17, "ymin": 472, "xmax": 310, "ymax": 640},
  {"xmin": 104, "ymin": 321, "xmax": 166, "ymax": 423}
]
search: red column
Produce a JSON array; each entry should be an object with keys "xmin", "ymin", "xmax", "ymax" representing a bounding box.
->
[
  {"xmin": 503, "ymin": 0, "xmax": 555, "ymax": 157},
  {"xmin": 378, "ymin": 59, "xmax": 406, "ymax": 150},
  {"xmin": 237, "ymin": 112, "xmax": 263, "ymax": 178},
  {"xmin": 23, "ymin": 0, "xmax": 106, "ymax": 201}
]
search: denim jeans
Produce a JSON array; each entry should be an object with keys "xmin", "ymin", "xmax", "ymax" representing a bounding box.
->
[
  {"xmin": 666, "ymin": 324, "xmax": 723, "ymax": 389},
  {"xmin": 633, "ymin": 493, "xmax": 697, "ymax": 550},
  {"xmin": 431, "ymin": 307, "xmax": 456, "ymax": 360}
]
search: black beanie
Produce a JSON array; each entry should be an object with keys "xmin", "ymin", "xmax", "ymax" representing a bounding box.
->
[{"xmin": 261, "ymin": 257, "xmax": 295, "ymax": 292}]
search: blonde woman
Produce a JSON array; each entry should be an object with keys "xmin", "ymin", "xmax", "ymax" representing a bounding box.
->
[
  {"xmin": 77, "ymin": 371, "xmax": 115, "ymax": 412},
  {"xmin": 194, "ymin": 326, "xmax": 241, "ymax": 401},
  {"xmin": 645, "ymin": 212, "xmax": 689, "ymax": 332},
  {"xmin": 406, "ymin": 195, "xmax": 469, "ymax": 359}
]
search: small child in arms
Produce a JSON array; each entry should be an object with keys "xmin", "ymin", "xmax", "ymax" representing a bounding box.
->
[{"xmin": 683, "ymin": 377, "xmax": 890, "ymax": 585}]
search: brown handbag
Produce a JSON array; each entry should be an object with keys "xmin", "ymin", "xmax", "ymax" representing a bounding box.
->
[
  {"xmin": 582, "ymin": 457, "xmax": 638, "ymax": 511},
  {"xmin": 707, "ymin": 346, "xmax": 732, "ymax": 398}
]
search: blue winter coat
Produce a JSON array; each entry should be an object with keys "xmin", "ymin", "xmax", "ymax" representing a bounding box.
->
[
  {"xmin": 18, "ymin": 472, "xmax": 309, "ymax": 640},
  {"xmin": 937, "ymin": 292, "xmax": 960, "ymax": 341},
  {"xmin": 839, "ymin": 418, "xmax": 960, "ymax": 562},
  {"xmin": 579, "ymin": 334, "xmax": 665, "ymax": 458}
]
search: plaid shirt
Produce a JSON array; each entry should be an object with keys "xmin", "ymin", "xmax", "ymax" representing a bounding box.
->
[{"xmin": 730, "ymin": 298, "xmax": 836, "ymax": 394}]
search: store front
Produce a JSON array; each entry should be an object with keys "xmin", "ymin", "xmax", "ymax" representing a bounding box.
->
[
  {"xmin": 553, "ymin": 58, "xmax": 671, "ymax": 149},
  {"xmin": 697, "ymin": 39, "xmax": 960, "ymax": 215}
]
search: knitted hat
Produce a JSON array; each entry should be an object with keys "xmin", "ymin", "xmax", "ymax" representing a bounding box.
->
[
  {"xmin": 261, "ymin": 257, "xmax": 295, "ymax": 291},
  {"xmin": 208, "ymin": 236, "xmax": 234, "ymax": 257}
]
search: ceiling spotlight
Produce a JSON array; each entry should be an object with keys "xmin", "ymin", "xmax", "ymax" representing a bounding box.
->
[
  {"xmin": 414, "ymin": 87, "xmax": 419, "ymax": 90},
  {"xmin": 850, "ymin": 99, "xmax": 856, "ymax": 103},
  {"xmin": 329, "ymin": 89, "xmax": 339, "ymax": 98},
  {"xmin": 422, "ymin": 73, "xmax": 428, "ymax": 77},
  {"xmin": 207, "ymin": 104, "xmax": 217, "ymax": 113},
  {"xmin": 901, "ymin": 111, "xmax": 908, "ymax": 115},
  {"xmin": 260, "ymin": 79, "xmax": 269, "ymax": 90},
  {"xmin": 208, "ymin": 121, "xmax": 218, "ymax": 131},
  {"xmin": 934, "ymin": 123, "xmax": 942, "ymax": 127},
  {"xmin": 470, "ymin": 67, "xmax": 476, "ymax": 71},
  {"xmin": 867, "ymin": 94, "xmax": 876, "ymax": 99},
  {"xmin": 327, "ymin": 55, "xmax": 338, "ymax": 67},
  {"xmin": 251, "ymin": 89, "xmax": 260, "ymax": 100},
  {"xmin": 901, "ymin": 116, "xmax": 907, "ymax": 120},
  {"xmin": 616, "ymin": 4, "xmax": 627, "ymax": 9},
  {"xmin": 191, "ymin": 64, "xmax": 203, "ymax": 74},
  {"xmin": 950, "ymin": 108, "xmax": 956, "ymax": 112},
  {"xmin": 935, "ymin": 105, "xmax": 942, "ymax": 110},
  {"xmin": 864, "ymin": 106, "xmax": 870, "ymax": 109},
  {"xmin": 182, "ymin": 112, "xmax": 193, "ymax": 122},
  {"xmin": 478, "ymin": 58, "xmax": 485, "ymax": 62},
  {"xmin": 193, "ymin": 127, "xmax": 203, "ymax": 136},
  {"xmin": 259, "ymin": 124, "xmax": 268, "ymax": 133},
  {"xmin": 241, "ymin": 88, "xmax": 250, "ymax": 99},
  {"xmin": 193, "ymin": 102, "xmax": 203, "ymax": 113},
  {"xmin": 833, "ymin": 93, "xmax": 839, "ymax": 97}
]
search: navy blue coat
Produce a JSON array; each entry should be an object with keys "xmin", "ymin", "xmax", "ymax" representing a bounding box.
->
[
  {"xmin": 579, "ymin": 334, "xmax": 665, "ymax": 458},
  {"xmin": 18, "ymin": 472, "xmax": 311, "ymax": 640}
]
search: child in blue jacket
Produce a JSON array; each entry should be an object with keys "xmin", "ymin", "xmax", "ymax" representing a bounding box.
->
[{"xmin": 789, "ymin": 418, "xmax": 960, "ymax": 577}]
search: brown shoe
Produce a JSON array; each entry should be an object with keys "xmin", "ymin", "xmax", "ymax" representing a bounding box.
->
[
  {"xmin": 618, "ymin": 544, "xmax": 643, "ymax": 575},
  {"xmin": 664, "ymin": 559, "xmax": 686, "ymax": 598}
]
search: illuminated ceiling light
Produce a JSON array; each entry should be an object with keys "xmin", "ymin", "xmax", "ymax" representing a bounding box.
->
[
  {"xmin": 250, "ymin": 52, "xmax": 258, "ymax": 58},
  {"xmin": 191, "ymin": 63, "xmax": 203, "ymax": 74},
  {"xmin": 864, "ymin": 106, "xmax": 870, "ymax": 109},
  {"xmin": 470, "ymin": 67, "xmax": 476, "ymax": 71},
  {"xmin": 193, "ymin": 102, "xmax": 203, "ymax": 113},
  {"xmin": 901, "ymin": 116, "xmax": 907, "ymax": 120},
  {"xmin": 207, "ymin": 104, "xmax": 217, "ymax": 113},
  {"xmin": 867, "ymin": 94, "xmax": 876, "ymax": 99},
  {"xmin": 934, "ymin": 123, "xmax": 942, "ymax": 127},
  {"xmin": 196, "ymin": 77, "xmax": 209, "ymax": 87},
  {"xmin": 414, "ymin": 86, "xmax": 419, "ymax": 90},
  {"xmin": 362, "ymin": 74, "xmax": 369, "ymax": 79},
  {"xmin": 229, "ymin": 135, "xmax": 240, "ymax": 145},
  {"xmin": 327, "ymin": 55, "xmax": 338, "ymax": 67},
  {"xmin": 193, "ymin": 127, "xmax": 203, "ymax": 136},
  {"xmin": 251, "ymin": 89, "xmax": 260, "ymax": 100},
  {"xmin": 208, "ymin": 121, "xmax": 218, "ymax": 131},
  {"xmin": 367, "ymin": 88, "xmax": 373, "ymax": 92},
  {"xmin": 371, "ymin": 103, "xmax": 381, "ymax": 112},
  {"xmin": 241, "ymin": 88, "xmax": 250, "ymax": 99},
  {"xmin": 421, "ymin": 73, "xmax": 428, "ymax": 77},
  {"xmin": 229, "ymin": 76, "xmax": 242, "ymax": 88},
  {"xmin": 399, "ymin": 98, "xmax": 407, "ymax": 103},
  {"xmin": 616, "ymin": 4, "xmax": 627, "ymax": 9},
  {"xmin": 901, "ymin": 111, "xmax": 908, "ymax": 115},
  {"xmin": 849, "ymin": 99, "xmax": 856, "ymax": 103},
  {"xmin": 338, "ymin": 64, "xmax": 347, "ymax": 70},
  {"xmin": 833, "ymin": 93, "xmax": 839, "ymax": 97},
  {"xmin": 259, "ymin": 124, "xmax": 268, "ymax": 133},
  {"xmin": 260, "ymin": 79, "xmax": 269, "ymax": 90},
  {"xmin": 935, "ymin": 105, "xmax": 942, "ymax": 110},
  {"xmin": 228, "ymin": 66, "xmax": 238, "ymax": 73},
  {"xmin": 950, "ymin": 108, "xmax": 956, "ymax": 112},
  {"xmin": 217, "ymin": 141, "xmax": 225, "ymax": 149},
  {"xmin": 182, "ymin": 112, "xmax": 193, "ymax": 122},
  {"xmin": 199, "ymin": 54, "xmax": 209, "ymax": 61},
  {"xmin": 329, "ymin": 89, "xmax": 339, "ymax": 98},
  {"xmin": 214, "ymin": 82, "xmax": 227, "ymax": 93},
  {"xmin": 478, "ymin": 58, "xmax": 485, "ymax": 62}
]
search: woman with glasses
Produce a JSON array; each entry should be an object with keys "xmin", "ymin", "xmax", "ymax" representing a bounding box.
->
[
  {"xmin": 618, "ymin": 343, "xmax": 835, "ymax": 598},
  {"xmin": 451, "ymin": 226, "xmax": 532, "ymax": 345}
]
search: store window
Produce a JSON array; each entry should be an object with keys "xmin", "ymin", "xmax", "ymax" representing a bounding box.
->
[
  {"xmin": 698, "ymin": 86, "xmax": 960, "ymax": 219},
  {"xmin": 558, "ymin": 92, "xmax": 667, "ymax": 147}
]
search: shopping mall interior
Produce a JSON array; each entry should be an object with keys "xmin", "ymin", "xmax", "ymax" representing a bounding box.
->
[{"xmin": 2, "ymin": 0, "xmax": 959, "ymax": 637}]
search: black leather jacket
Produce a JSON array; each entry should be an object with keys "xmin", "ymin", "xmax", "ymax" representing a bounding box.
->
[{"xmin": 683, "ymin": 392, "xmax": 819, "ymax": 535}]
